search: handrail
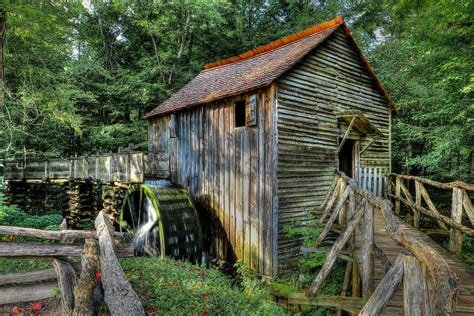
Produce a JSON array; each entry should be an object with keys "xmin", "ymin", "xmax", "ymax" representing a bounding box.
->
[{"xmin": 390, "ymin": 173, "xmax": 474, "ymax": 191}]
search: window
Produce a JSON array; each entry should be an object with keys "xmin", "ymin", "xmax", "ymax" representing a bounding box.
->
[{"xmin": 234, "ymin": 100, "xmax": 246, "ymax": 127}]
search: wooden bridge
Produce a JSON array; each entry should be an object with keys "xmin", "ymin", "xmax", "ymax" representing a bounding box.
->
[{"xmin": 291, "ymin": 172, "xmax": 474, "ymax": 315}]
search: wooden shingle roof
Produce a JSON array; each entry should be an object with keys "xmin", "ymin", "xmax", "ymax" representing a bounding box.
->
[{"xmin": 144, "ymin": 17, "xmax": 395, "ymax": 119}]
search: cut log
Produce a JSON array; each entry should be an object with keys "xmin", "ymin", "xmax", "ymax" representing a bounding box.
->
[
  {"xmin": 53, "ymin": 257, "xmax": 77, "ymax": 315},
  {"xmin": 0, "ymin": 281, "xmax": 57, "ymax": 305},
  {"xmin": 308, "ymin": 198, "xmax": 366, "ymax": 295},
  {"xmin": 95, "ymin": 212, "xmax": 144, "ymax": 315},
  {"xmin": 0, "ymin": 242, "xmax": 134, "ymax": 257},
  {"xmin": 0, "ymin": 225, "xmax": 124, "ymax": 240},
  {"xmin": 402, "ymin": 251, "xmax": 432, "ymax": 316},
  {"xmin": 288, "ymin": 293, "xmax": 364, "ymax": 314},
  {"xmin": 0, "ymin": 263, "xmax": 81, "ymax": 286},
  {"xmin": 359, "ymin": 254, "xmax": 404, "ymax": 315}
]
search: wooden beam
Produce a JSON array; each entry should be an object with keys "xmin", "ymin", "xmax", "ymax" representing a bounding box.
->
[
  {"xmin": 95, "ymin": 212, "xmax": 144, "ymax": 315},
  {"xmin": 359, "ymin": 254, "xmax": 404, "ymax": 315},
  {"xmin": 0, "ymin": 225, "xmax": 124, "ymax": 240},
  {"xmin": 395, "ymin": 177, "xmax": 401, "ymax": 214},
  {"xmin": 463, "ymin": 190, "xmax": 474, "ymax": 226},
  {"xmin": 373, "ymin": 243, "xmax": 392, "ymax": 273},
  {"xmin": 450, "ymin": 187, "xmax": 464, "ymax": 255},
  {"xmin": 53, "ymin": 257, "xmax": 77, "ymax": 314},
  {"xmin": 319, "ymin": 176, "xmax": 338, "ymax": 212},
  {"xmin": 0, "ymin": 281, "xmax": 57, "ymax": 305},
  {"xmin": 361, "ymin": 201, "xmax": 374, "ymax": 299},
  {"xmin": 320, "ymin": 178, "xmax": 341, "ymax": 222},
  {"xmin": 309, "ymin": 199, "xmax": 366, "ymax": 295},
  {"xmin": 388, "ymin": 194, "xmax": 474, "ymax": 237},
  {"xmin": 389, "ymin": 173, "xmax": 474, "ymax": 191},
  {"xmin": 418, "ymin": 182, "xmax": 448, "ymax": 230},
  {"xmin": 288, "ymin": 293, "xmax": 365, "ymax": 314},
  {"xmin": 316, "ymin": 185, "xmax": 351, "ymax": 246},
  {"xmin": 337, "ymin": 115, "xmax": 356, "ymax": 154},
  {"xmin": 300, "ymin": 246, "xmax": 353, "ymax": 262},
  {"xmin": 0, "ymin": 242, "xmax": 134, "ymax": 257},
  {"xmin": 402, "ymin": 251, "xmax": 431, "ymax": 316},
  {"xmin": 414, "ymin": 180, "xmax": 422, "ymax": 228}
]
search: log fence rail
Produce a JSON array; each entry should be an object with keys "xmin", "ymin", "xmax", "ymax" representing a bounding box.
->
[{"xmin": 0, "ymin": 214, "xmax": 144, "ymax": 315}]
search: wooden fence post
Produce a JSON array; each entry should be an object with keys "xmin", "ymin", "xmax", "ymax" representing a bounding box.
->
[
  {"xmin": 450, "ymin": 186, "xmax": 464, "ymax": 255},
  {"xmin": 361, "ymin": 202, "xmax": 374, "ymax": 299},
  {"xmin": 414, "ymin": 180, "xmax": 421, "ymax": 228},
  {"xmin": 402, "ymin": 251, "xmax": 431, "ymax": 316},
  {"xmin": 395, "ymin": 177, "xmax": 401, "ymax": 214}
]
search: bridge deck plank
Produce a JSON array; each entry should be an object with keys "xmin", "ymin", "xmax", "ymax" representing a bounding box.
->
[{"xmin": 355, "ymin": 207, "xmax": 474, "ymax": 315}]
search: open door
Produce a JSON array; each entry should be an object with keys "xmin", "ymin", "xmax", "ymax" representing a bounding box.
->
[{"xmin": 338, "ymin": 139, "xmax": 360, "ymax": 178}]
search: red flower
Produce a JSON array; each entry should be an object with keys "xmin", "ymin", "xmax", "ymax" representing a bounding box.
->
[
  {"xmin": 95, "ymin": 272, "xmax": 102, "ymax": 279},
  {"xmin": 32, "ymin": 301, "xmax": 44, "ymax": 313},
  {"xmin": 203, "ymin": 293, "xmax": 209, "ymax": 299},
  {"xmin": 202, "ymin": 311, "xmax": 208, "ymax": 316},
  {"xmin": 303, "ymin": 290, "xmax": 308, "ymax": 296},
  {"xmin": 11, "ymin": 306, "xmax": 22, "ymax": 315}
]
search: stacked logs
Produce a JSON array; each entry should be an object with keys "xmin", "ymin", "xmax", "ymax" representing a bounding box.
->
[
  {"xmin": 4, "ymin": 180, "xmax": 29, "ymax": 210},
  {"xmin": 101, "ymin": 183, "xmax": 128, "ymax": 222},
  {"xmin": 66, "ymin": 180, "xmax": 100, "ymax": 229}
]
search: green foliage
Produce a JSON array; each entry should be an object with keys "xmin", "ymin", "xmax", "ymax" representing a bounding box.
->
[
  {"xmin": 0, "ymin": 258, "xmax": 53, "ymax": 273},
  {"xmin": 0, "ymin": 205, "xmax": 62, "ymax": 230},
  {"xmin": 120, "ymin": 257, "xmax": 286, "ymax": 315}
]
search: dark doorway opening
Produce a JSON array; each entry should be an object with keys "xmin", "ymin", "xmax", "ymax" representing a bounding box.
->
[{"xmin": 338, "ymin": 139, "xmax": 355, "ymax": 178}]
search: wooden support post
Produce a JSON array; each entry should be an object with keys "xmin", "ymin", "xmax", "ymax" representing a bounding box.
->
[
  {"xmin": 361, "ymin": 202, "xmax": 374, "ymax": 299},
  {"xmin": 316, "ymin": 185, "xmax": 351, "ymax": 246},
  {"xmin": 395, "ymin": 176, "xmax": 401, "ymax": 214},
  {"xmin": 309, "ymin": 198, "xmax": 366, "ymax": 295},
  {"xmin": 463, "ymin": 190, "xmax": 474, "ymax": 225},
  {"xmin": 95, "ymin": 212, "xmax": 144, "ymax": 315},
  {"xmin": 450, "ymin": 186, "xmax": 464, "ymax": 255},
  {"xmin": 53, "ymin": 258, "xmax": 77, "ymax": 315},
  {"xmin": 402, "ymin": 251, "xmax": 431, "ymax": 316},
  {"xmin": 320, "ymin": 178, "xmax": 341, "ymax": 222},
  {"xmin": 359, "ymin": 254, "xmax": 404, "ymax": 316},
  {"xmin": 418, "ymin": 182, "xmax": 448, "ymax": 230},
  {"xmin": 414, "ymin": 180, "xmax": 422, "ymax": 228},
  {"xmin": 352, "ymin": 260, "xmax": 361, "ymax": 299}
]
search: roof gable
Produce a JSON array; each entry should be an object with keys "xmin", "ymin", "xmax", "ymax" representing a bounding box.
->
[{"xmin": 144, "ymin": 17, "xmax": 394, "ymax": 119}]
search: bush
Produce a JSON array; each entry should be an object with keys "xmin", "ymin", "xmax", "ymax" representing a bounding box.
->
[{"xmin": 120, "ymin": 257, "xmax": 286, "ymax": 315}]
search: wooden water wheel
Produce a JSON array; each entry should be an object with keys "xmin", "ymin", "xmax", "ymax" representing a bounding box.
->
[{"xmin": 119, "ymin": 180, "xmax": 202, "ymax": 262}]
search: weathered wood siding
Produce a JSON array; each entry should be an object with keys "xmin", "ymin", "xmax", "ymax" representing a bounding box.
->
[
  {"xmin": 147, "ymin": 85, "xmax": 278, "ymax": 276},
  {"xmin": 276, "ymin": 28, "xmax": 391, "ymax": 270}
]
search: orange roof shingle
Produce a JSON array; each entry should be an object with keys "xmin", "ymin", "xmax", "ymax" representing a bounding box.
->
[{"xmin": 144, "ymin": 17, "xmax": 395, "ymax": 119}]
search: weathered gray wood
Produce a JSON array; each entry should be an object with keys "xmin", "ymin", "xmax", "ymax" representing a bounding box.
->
[
  {"xmin": 390, "ymin": 173, "xmax": 474, "ymax": 191},
  {"xmin": 389, "ymin": 194, "xmax": 474, "ymax": 237},
  {"xmin": 418, "ymin": 182, "xmax": 448, "ymax": 229},
  {"xmin": 395, "ymin": 176, "xmax": 401, "ymax": 214},
  {"xmin": 361, "ymin": 201, "xmax": 374, "ymax": 299},
  {"xmin": 0, "ymin": 225, "xmax": 124, "ymax": 240},
  {"xmin": 73, "ymin": 238, "xmax": 101, "ymax": 316},
  {"xmin": 359, "ymin": 254, "xmax": 404, "ymax": 316},
  {"xmin": 288, "ymin": 293, "xmax": 364, "ymax": 314},
  {"xmin": 415, "ymin": 180, "xmax": 422, "ymax": 228},
  {"xmin": 450, "ymin": 186, "xmax": 464, "ymax": 255},
  {"xmin": 315, "ymin": 185, "xmax": 351, "ymax": 246},
  {"xmin": 402, "ymin": 251, "xmax": 432, "ymax": 316},
  {"xmin": 53, "ymin": 257, "xmax": 77, "ymax": 315},
  {"xmin": 95, "ymin": 212, "xmax": 144, "ymax": 315},
  {"xmin": 0, "ymin": 281, "xmax": 57, "ymax": 305},
  {"xmin": 0, "ymin": 268, "xmax": 56, "ymax": 286},
  {"xmin": 300, "ymin": 246, "xmax": 353, "ymax": 262},
  {"xmin": 463, "ymin": 190, "xmax": 474, "ymax": 225},
  {"xmin": 373, "ymin": 243, "xmax": 392, "ymax": 272},
  {"xmin": 309, "ymin": 198, "xmax": 366, "ymax": 295},
  {"xmin": 0, "ymin": 242, "xmax": 134, "ymax": 257},
  {"xmin": 320, "ymin": 178, "xmax": 341, "ymax": 222}
]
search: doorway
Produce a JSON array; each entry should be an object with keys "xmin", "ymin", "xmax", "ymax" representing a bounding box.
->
[{"xmin": 338, "ymin": 139, "xmax": 359, "ymax": 178}]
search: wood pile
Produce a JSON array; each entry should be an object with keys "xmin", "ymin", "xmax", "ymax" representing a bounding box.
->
[
  {"xmin": 66, "ymin": 180, "xmax": 100, "ymax": 229},
  {"xmin": 101, "ymin": 183, "xmax": 128, "ymax": 221}
]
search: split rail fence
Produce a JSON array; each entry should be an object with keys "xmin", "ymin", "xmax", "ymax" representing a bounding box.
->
[{"xmin": 0, "ymin": 212, "xmax": 144, "ymax": 315}]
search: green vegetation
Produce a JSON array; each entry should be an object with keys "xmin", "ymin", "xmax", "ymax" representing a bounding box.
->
[
  {"xmin": 0, "ymin": 258, "xmax": 52, "ymax": 274},
  {"xmin": 0, "ymin": 1, "xmax": 472, "ymax": 183},
  {"xmin": 120, "ymin": 257, "xmax": 286, "ymax": 315}
]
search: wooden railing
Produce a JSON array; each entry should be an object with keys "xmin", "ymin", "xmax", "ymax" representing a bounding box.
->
[
  {"xmin": 0, "ymin": 213, "xmax": 144, "ymax": 315},
  {"xmin": 301, "ymin": 172, "xmax": 458, "ymax": 315},
  {"xmin": 3, "ymin": 151, "xmax": 170, "ymax": 183},
  {"xmin": 389, "ymin": 173, "xmax": 474, "ymax": 255}
]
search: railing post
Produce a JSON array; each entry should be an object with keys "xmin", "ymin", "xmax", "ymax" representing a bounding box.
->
[
  {"xmin": 395, "ymin": 177, "xmax": 401, "ymax": 214},
  {"xmin": 361, "ymin": 201, "xmax": 374, "ymax": 299},
  {"xmin": 402, "ymin": 251, "xmax": 431, "ymax": 315},
  {"xmin": 414, "ymin": 180, "xmax": 421, "ymax": 228},
  {"xmin": 450, "ymin": 186, "xmax": 464, "ymax": 255}
]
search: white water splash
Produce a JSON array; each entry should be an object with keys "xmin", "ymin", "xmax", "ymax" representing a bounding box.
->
[{"xmin": 133, "ymin": 197, "xmax": 159, "ymax": 255}]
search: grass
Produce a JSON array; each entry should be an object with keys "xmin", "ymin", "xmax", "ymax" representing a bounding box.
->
[
  {"xmin": 120, "ymin": 257, "xmax": 287, "ymax": 315},
  {"xmin": 0, "ymin": 257, "xmax": 53, "ymax": 274}
]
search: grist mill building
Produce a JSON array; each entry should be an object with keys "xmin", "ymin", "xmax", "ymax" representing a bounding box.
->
[{"xmin": 143, "ymin": 17, "xmax": 395, "ymax": 276}]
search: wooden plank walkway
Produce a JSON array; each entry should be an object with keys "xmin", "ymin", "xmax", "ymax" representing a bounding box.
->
[{"xmin": 355, "ymin": 207, "xmax": 474, "ymax": 315}]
